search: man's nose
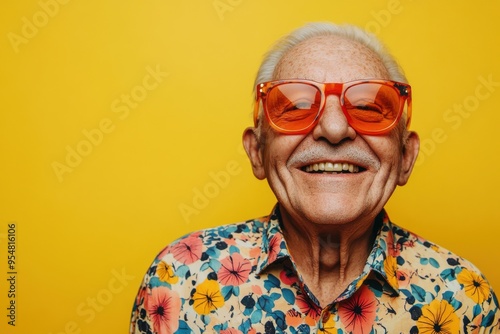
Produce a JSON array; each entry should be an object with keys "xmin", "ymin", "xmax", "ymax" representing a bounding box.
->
[{"xmin": 311, "ymin": 96, "xmax": 357, "ymax": 143}]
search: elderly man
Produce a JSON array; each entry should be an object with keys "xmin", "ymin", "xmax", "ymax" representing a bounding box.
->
[{"xmin": 130, "ymin": 22, "xmax": 499, "ymax": 333}]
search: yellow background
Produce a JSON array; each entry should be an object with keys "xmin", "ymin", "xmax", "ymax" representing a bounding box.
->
[{"xmin": 1, "ymin": 0, "xmax": 499, "ymax": 333}]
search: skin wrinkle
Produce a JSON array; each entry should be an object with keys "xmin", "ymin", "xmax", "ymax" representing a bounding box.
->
[
  {"xmin": 243, "ymin": 34, "xmax": 420, "ymax": 306},
  {"xmin": 280, "ymin": 206, "xmax": 375, "ymax": 300}
]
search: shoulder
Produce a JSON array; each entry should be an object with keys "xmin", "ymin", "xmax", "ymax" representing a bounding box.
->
[
  {"xmin": 142, "ymin": 216, "xmax": 269, "ymax": 283},
  {"xmin": 130, "ymin": 217, "xmax": 270, "ymax": 333},
  {"xmin": 388, "ymin": 221, "xmax": 484, "ymax": 276},
  {"xmin": 387, "ymin": 221, "xmax": 499, "ymax": 317}
]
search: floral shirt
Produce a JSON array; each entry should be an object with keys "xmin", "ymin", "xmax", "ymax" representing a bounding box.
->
[{"xmin": 130, "ymin": 206, "xmax": 499, "ymax": 333}]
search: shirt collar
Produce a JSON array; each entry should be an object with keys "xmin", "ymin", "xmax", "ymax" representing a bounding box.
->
[
  {"xmin": 356, "ymin": 210, "xmax": 401, "ymax": 295},
  {"xmin": 255, "ymin": 205, "xmax": 400, "ymax": 295},
  {"xmin": 255, "ymin": 205, "xmax": 291, "ymax": 274}
]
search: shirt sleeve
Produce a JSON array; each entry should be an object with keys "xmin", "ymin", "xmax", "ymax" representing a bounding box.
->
[
  {"xmin": 129, "ymin": 259, "xmax": 185, "ymax": 334},
  {"xmin": 480, "ymin": 287, "xmax": 500, "ymax": 333},
  {"xmin": 129, "ymin": 269, "xmax": 154, "ymax": 334}
]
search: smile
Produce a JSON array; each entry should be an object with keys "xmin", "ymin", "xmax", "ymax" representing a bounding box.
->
[{"xmin": 302, "ymin": 162, "xmax": 362, "ymax": 173}]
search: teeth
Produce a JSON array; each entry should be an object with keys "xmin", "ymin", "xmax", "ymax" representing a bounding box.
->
[{"xmin": 304, "ymin": 162, "xmax": 360, "ymax": 173}]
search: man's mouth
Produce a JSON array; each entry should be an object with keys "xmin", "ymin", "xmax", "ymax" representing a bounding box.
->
[{"xmin": 301, "ymin": 162, "xmax": 363, "ymax": 174}]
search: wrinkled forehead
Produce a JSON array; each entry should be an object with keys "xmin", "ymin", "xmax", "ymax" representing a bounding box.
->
[{"xmin": 273, "ymin": 35, "xmax": 390, "ymax": 83}]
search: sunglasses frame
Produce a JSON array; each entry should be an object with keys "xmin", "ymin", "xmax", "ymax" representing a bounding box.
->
[{"xmin": 254, "ymin": 79, "xmax": 412, "ymax": 135}]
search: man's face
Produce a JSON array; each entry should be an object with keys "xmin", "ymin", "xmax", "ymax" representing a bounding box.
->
[{"xmin": 244, "ymin": 35, "xmax": 419, "ymax": 227}]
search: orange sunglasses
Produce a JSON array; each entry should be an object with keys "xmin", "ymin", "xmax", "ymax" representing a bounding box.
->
[{"xmin": 254, "ymin": 79, "xmax": 412, "ymax": 135}]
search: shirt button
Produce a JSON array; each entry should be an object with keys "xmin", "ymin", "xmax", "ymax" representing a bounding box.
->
[{"xmin": 321, "ymin": 309, "xmax": 331, "ymax": 324}]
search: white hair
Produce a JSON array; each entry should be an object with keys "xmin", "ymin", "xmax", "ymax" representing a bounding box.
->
[{"xmin": 255, "ymin": 22, "xmax": 408, "ymax": 87}]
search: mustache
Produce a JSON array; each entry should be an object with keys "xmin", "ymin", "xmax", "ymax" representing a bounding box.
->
[{"xmin": 287, "ymin": 144, "xmax": 380, "ymax": 169}]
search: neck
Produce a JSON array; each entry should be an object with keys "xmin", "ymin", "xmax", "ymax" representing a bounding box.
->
[{"xmin": 280, "ymin": 209, "xmax": 377, "ymax": 306}]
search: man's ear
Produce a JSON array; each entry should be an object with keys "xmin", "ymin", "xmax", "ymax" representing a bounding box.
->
[
  {"xmin": 242, "ymin": 127, "xmax": 266, "ymax": 180},
  {"xmin": 398, "ymin": 131, "xmax": 420, "ymax": 186}
]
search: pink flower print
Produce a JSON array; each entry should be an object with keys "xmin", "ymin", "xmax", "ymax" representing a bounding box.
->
[
  {"xmin": 338, "ymin": 285, "xmax": 377, "ymax": 334},
  {"xmin": 296, "ymin": 294, "xmax": 321, "ymax": 321},
  {"xmin": 218, "ymin": 252, "xmax": 252, "ymax": 286},
  {"xmin": 144, "ymin": 286, "xmax": 181, "ymax": 334},
  {"xmin": 171, "ymin": 235, "xmax": 203, "ymax": 264},
  {"xmin": 268, "ymin": 234, "xmax": 283, "ymax": 263}
]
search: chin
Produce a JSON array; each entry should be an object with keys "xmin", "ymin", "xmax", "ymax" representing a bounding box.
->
[{"xmin": 289, "ymin": 199, "xmax": 368, "ymax": 226}]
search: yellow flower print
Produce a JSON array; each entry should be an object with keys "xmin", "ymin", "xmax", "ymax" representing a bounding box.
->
[
  {"xmin": 355, "ymin": 277, "xmax": 365, "ymax": 289},
  {"xmin": 318, "ymin": 312, "xmax": 337, "ymax": 334},
  {"xmin": 156, "ymin": 261, "xmax": 179, "ymax": 284},
  {"xmin": 417, "ymin": 299, "xmax": 459, "ymax": 334},
  {"xmin": 457, "ymin": 268, "xmax": 490, "ymax": 304},
  {"xmin": 384, "ymin": 255, "xmax": 399, "ymax": 288},
  {"xmin": 192, "ymin": 279, "xmax": 225, "ymax": 315}
]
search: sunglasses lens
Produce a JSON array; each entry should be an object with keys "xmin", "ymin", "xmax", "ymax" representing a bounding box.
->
[
  {"xmin": 343, "ymin": 83, "xmax": 401, "ymax": 133},
  {"xmin": 266, "ymin": 83, "xmax": 321, "ymax": 132}
]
